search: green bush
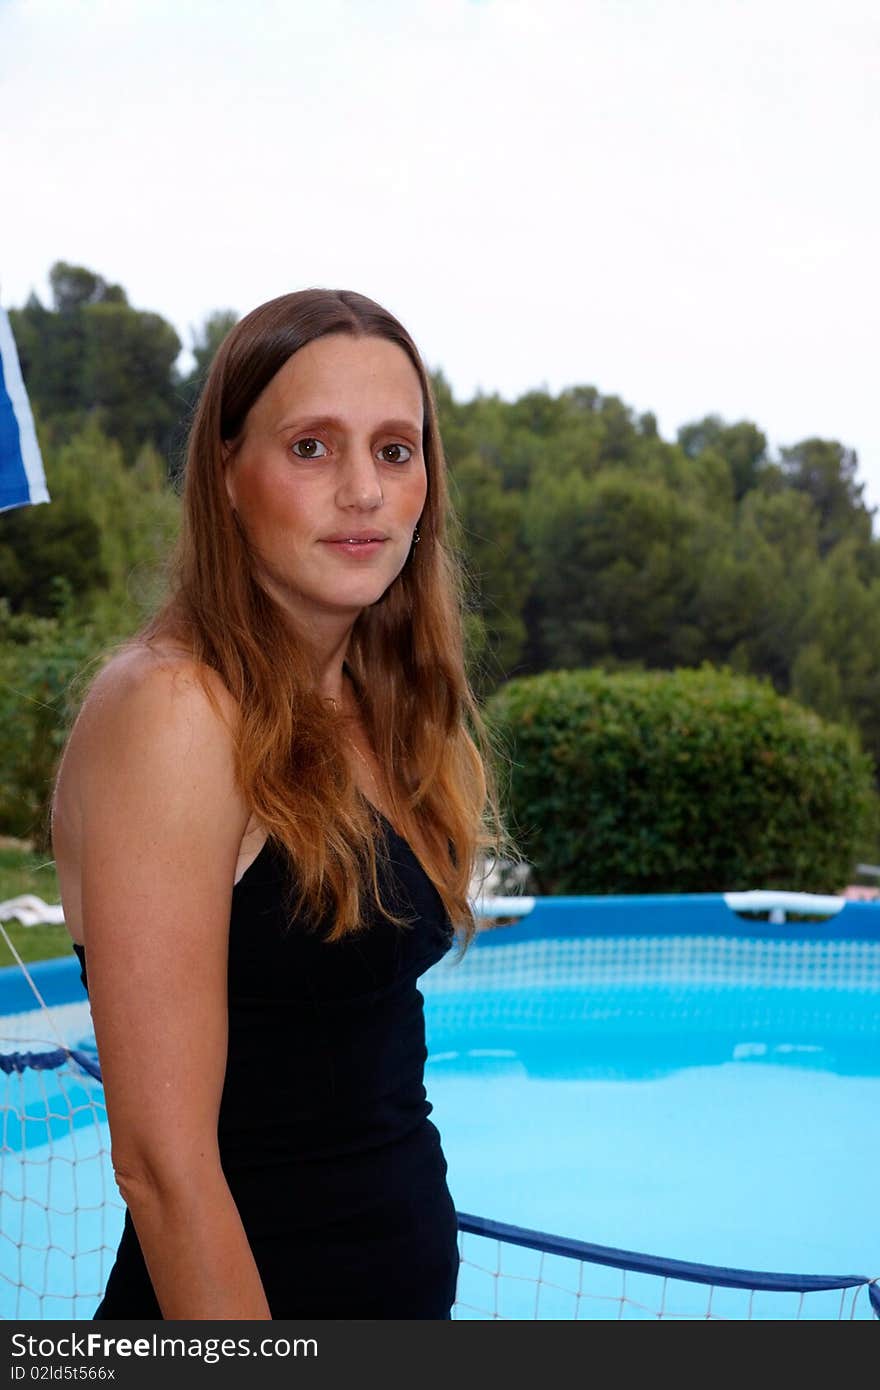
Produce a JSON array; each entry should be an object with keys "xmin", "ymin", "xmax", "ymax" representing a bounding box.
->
[
  {"xmin": 0, "ymin": 590, "xmax": 105, "ymax": 851},
  {"xmin": 0, "ymin": 424, "xmax": 178, "ymax": 853},
  {"xmin": 485, "ymin": 666, "xmax": 880, "ymax": 894}
]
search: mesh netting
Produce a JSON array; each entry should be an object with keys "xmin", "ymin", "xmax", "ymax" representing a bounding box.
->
[
  {"xmin": 0, "ymin": 1030, "xmax": 124, "ymax": 1319},
  {"xmin": 453, "ymin": 1214, "xmax": 880, "ymax": 1320}
]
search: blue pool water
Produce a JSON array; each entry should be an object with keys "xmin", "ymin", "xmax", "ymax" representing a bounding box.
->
[{"xmin": 424, "ymin": 999, "xmax": 880, "ymax": 1276}]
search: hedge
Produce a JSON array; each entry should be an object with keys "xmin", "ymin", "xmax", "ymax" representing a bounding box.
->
[{"xmin": 485, "ymin": 666, "xmax": 879, "ymax": 894}]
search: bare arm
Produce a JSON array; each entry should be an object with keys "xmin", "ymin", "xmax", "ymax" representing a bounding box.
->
[{"xmin": 66, "ymin": 652, "xmax": 272, "ymax": 1319}]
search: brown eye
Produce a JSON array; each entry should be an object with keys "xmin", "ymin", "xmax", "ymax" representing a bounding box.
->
[
  {"xmin": 292, "ymin": 438, "xmax": 327, "ymax": 459},
  {"xmin": 378, "ymin": 443, "xmax": 412, "ymax": 464}
]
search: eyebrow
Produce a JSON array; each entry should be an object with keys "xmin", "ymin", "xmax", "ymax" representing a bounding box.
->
[{"xmin": 276, "ymin": 414, "xmax": 423, "ymax": 437}]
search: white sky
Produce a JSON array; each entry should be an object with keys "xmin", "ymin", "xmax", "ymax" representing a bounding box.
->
[{"xmin": 2, "ymin": 0, "xmax": 879, "ymax": 517}]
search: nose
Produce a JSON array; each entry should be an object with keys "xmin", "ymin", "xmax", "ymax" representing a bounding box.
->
[{"xmin": 335, "ymin": 443, "xmax": 384, "ymax": 510}]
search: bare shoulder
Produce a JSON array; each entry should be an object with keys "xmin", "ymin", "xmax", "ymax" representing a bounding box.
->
[
  {"xmin": 52, "ymin": 639, "xmax": 249, "ymax": 902},
  {"xmin": 80, "ymin": 639, "xmax": 238, "ymax": 731},
  {"xmin": 61, "ymin": 641, "xmax": 239, "ymax": 785}
]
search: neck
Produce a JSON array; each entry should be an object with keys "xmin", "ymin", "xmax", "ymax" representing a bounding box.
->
[
  {"xmin": 318, "ymin": 663, "xmax": 349, "ymax": 707},
  {"xmin": 304, "ymin": 632, "xmax": 356, "ymax": 707}
]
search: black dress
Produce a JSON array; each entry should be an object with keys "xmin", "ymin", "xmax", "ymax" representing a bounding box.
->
[{"xmin": 71, "ymin": 810, "xmax": 459, "ymax": 1319}]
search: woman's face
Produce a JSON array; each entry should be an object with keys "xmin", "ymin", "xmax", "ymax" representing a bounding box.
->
[{"xmin": 225, "ymin": 333, "xmax": 428, "ymax": 635}]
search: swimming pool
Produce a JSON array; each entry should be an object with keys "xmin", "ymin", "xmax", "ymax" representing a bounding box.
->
[
  {"xmin": 2, "ymin": 890, "xmax": 879, "ymax": 1319},
  {"xmin": 421, "ymin": 894, "xmax": 880, "ymax": 1281}
]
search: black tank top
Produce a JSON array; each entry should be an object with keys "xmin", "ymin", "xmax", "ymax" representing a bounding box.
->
[
  {"xmin": 219, "ymin": 809, "xmax": 455, "ymax": 1175},
  {"xmin": 70, "ymin": 810, "xmax": 460, "ymax": 1317}
]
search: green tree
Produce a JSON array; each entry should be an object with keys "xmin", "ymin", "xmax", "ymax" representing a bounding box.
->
[
  {"xmin": 678, "ymin": 416, "xmax": 768, "ymax": 500},
  {"xmin": 794, "ymin": 542, "xmax": 880, "ymax": 776},
  {"xmin": 49, "ymin": 261, "xmax": 127, "ymax": 312},
  {"xmin": 0, "ymin": 503, "xmax": 107, "ymax": 617},
  {"xmin": 722, "ymin": 489, "xmax": 820, "ymax": 690},
  {"xmin": 0, "ymin": 592, "xmax": 103, "ymax": 850},
  {"xmin": 0, "ymin": 421, "xmax": 179, "ymax": 624},
  {"xmin": 448, "ymin": 454, "xmax": 533, "ymax": 688},
  {"xmin": 82, "ymin": 302, "xmax": 182, "ymax": 455},
  {"xmin": 178, "ymin": 308, "xmax": 239, "ymax": 407},
  {"xmin": 780, "ymin": 437, "xmax": 874, "ymax": 557},
  {"xmin": 525, "ymin": 470, "xmax": 714, "ymax": 672},
  {"xmin": 9, "ymin": 261, "xmax": 182, "ymax": 458}
]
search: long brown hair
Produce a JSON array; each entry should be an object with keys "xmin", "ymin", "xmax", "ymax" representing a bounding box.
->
[{"xmin": 133, "ymin": 288, "xmax": 509, "ymax": 945}]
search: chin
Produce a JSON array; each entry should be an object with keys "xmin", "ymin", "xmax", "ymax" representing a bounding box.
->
[
  {"xmin": 311, "ymin": 581, "xmax": 390, "ymax": 613},
  {"xmin": 349, "ymin": 583, "xmax": 396, "ymax": 610},
  {"xmin": 335, "ymin": 567, "xmax": 405, "ymax": 605}
]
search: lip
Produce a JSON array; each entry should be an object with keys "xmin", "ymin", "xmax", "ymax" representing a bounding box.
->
[{"xmin": 321, "ymin": 532, "xmax": 389, "ymax": 543}]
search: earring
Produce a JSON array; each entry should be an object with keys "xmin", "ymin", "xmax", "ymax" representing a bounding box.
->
[{"xmin": 412, "ymin": 525, "xmax": 421, "ymax": 545}]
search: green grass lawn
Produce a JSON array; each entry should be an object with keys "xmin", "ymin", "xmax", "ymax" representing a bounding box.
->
[{"xmin": 0, "ymin": 844, "xmax": 72, "ymax": 966}]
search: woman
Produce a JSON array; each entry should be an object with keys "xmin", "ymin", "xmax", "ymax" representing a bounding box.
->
[{"xmin": 50, "ymin": 289, "xmax": 508, "ymax": 1319}]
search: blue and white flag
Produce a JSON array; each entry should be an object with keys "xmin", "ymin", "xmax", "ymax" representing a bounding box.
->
[{"xmin": 0, "ymin": 307, "xmax": 50, "ymax": 513}]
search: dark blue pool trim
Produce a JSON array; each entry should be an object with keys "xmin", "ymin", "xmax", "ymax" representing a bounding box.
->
[
  {"xmin": 456, "ymin": 1212, "xmax": 880, "ymax": 1316},
  {"xmin": 0, "ymin": 1045, "xmax": 101, "ymax": 1081},
  {"xmin": 473, "ymin": 895, "xmax": 880, "ymax": 947}
]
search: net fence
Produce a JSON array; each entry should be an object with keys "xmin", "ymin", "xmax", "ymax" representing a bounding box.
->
[
  {"xmin": 3, "ymin": 1034, "xmax": 877, "ymax": 1322},
  {"xmin": 424, "ymin": 923, "xmax": 880, "ymax": 1075},
  {"xmin": 0, "ymin": 1029, "xmax": 123, "ymax": 1320},
  {"xmin": 454, "ymin": 1213, "xmax": 879, "ymax": 1320},
  {"xmin": 2, "ymin": 901, "xmax": 878, "ymax": 1320},
  {"xmin": 430, "ymin": 930, "xmax": 880, "ymax": 994}
]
